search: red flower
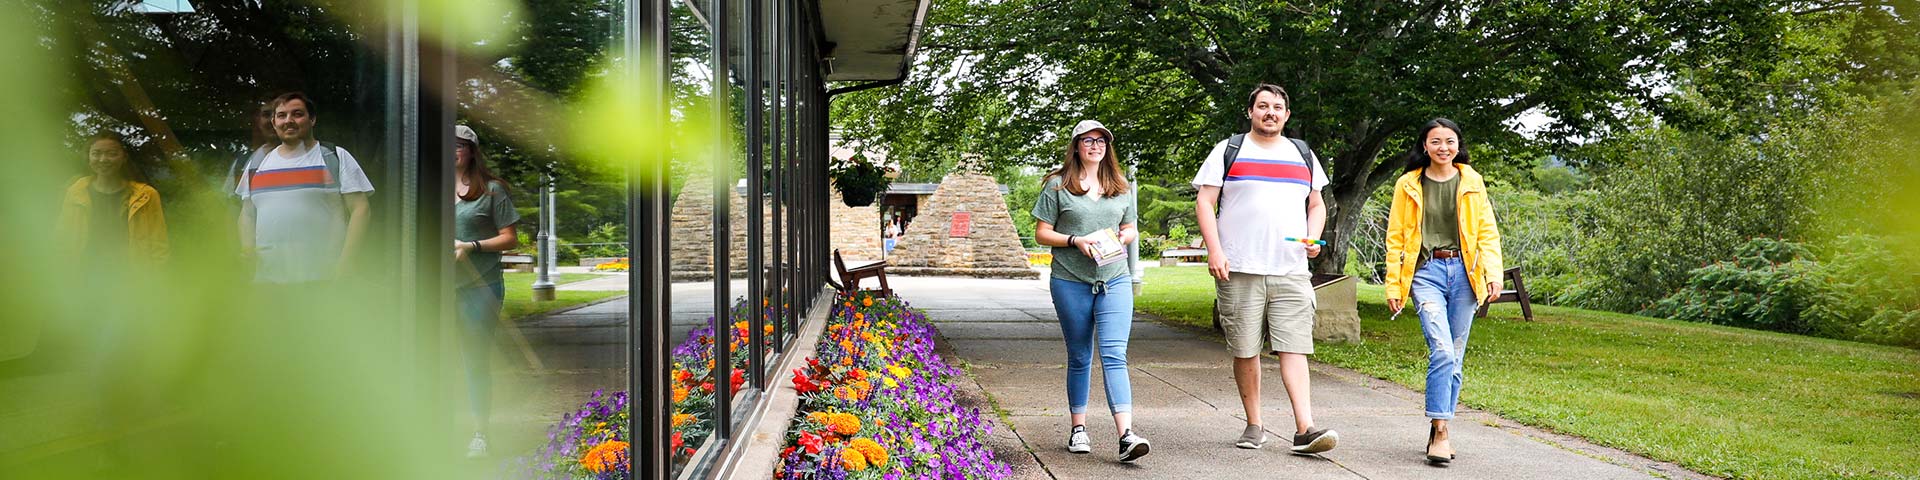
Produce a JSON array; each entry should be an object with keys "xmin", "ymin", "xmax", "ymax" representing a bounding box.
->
[
  {"xmin": 731, "ymin": 369, "xmax": 746, "ymax": 389},
  {"xmin": 798, "ymin": 431, "xmax": 824, "ymax": 455},
  {"xmin": 792, "ymin": 369, "xmax": 820, "ymax": 394},
  {"xmin": 701, "ymin": 381, "xmax": 714, "ymax": 392},
  {"xmin": 672, "ymin": 431, "xmax": 684, "ymax": 450},
  {"xmin": 781, "ymin": 446, "xmax": 796, "ymax": 458}
]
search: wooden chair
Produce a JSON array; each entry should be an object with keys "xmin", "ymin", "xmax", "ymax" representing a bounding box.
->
[
  {"xmin": 828, "ymin": 249, "xmax": 891, "ymax": 297},
  {"xmin": 1476, "ymin": 266, "xmax": 1535, "ymax": 321}
]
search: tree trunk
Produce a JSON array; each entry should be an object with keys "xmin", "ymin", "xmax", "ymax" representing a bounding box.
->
[{"xmin": 1313, "ymin": 180, "xmax": 1373, "ymax": 275}]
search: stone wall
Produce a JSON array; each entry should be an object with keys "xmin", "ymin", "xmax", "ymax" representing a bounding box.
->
[
  {"xmin": 669, "ymin": 176, "xmax": 766, "ymax": 281},
  {"xmin": 885, "ymin": 167, "xmax": 1038, "ymax": 279},
  {"xmin": 828, "ymin": 186, "xmax": 884, "ymax": 261}
]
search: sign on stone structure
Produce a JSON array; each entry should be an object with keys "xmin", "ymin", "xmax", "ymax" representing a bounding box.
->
[{"xmin": 949, "ymin": 212, "xmax": 971, "ymax": 238}]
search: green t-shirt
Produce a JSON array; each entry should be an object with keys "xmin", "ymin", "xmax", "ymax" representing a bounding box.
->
[
  {"xmin": 1030, "ymin": 176, "xmax": 1137, "ymax": 285},
  {"xmin": 456, "ymin": 181, "xmax": 522, "ymax": 287},
  {"xmin": 1420, "ymin": 172, "xmax": 1461, "ymax": 255}
]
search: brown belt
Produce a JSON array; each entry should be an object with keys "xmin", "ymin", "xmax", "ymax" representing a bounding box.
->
[{"xmin": 1429, "ymin": 249, "xmax": 1460, "ymax": 259}]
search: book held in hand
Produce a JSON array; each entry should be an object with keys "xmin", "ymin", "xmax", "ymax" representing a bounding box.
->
[{"xmin": 1082, "ymin": 228, "xmax": 1128, "ymax": 266}]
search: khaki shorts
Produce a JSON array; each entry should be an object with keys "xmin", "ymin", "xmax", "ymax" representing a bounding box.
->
[{"xmin": 1216, "ymin": 273, "xmax": 1316, "ymax": 357}]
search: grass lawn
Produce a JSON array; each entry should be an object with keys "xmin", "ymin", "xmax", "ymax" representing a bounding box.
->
[
  {"xmin": 1137, "ymin": 266, "xmax": 1920, "ymax": 480},
  {"xmin": 501, "ymin": 272, "xmax": 624, "ymax": 320}
]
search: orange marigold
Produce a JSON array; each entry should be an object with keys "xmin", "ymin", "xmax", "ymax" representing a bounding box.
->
[
  {"xmin": 862, "ymin": 296, "xmax": 874, "ymax": 307},
  {"xmin": 827, "ymin": 412, "xmax": 862, "ymax": 435},
  {"xmin": 808, "ymin": 411, "xmax": 831, "ymax": 424},
  {"xmin": 672, "ymin": 413, "xmax": 694, "ymax": 427},
  {"xmin": 673, "ymin": 386, "xmax": 689, "ymax": 403},
  {"xmin": 848, "ymin": 437, "xmax": 888, "ymax": 467},
  {"xmin": 580, "ymin": 440, "xmax": 629, "ymax": 474},
  {"xmin": 839, "ymin": 447, "xmax": 868, "ymax": 471}
]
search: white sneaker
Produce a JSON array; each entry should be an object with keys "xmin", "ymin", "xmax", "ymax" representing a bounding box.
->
[
  {"xmin": 1067, "ymin": 425, "xmax": 1091, "ymax": 454},
  {"xmin": 466, "ymin": 432, "xmax": 489, "ymax": 458}
]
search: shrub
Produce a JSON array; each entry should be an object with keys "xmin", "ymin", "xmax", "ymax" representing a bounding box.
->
[{"xmin": 1646, "ymin": 236, "xmax": 1920, "ymax": 347}]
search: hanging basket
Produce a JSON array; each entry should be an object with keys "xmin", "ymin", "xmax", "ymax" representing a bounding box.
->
[{"xmin": 839, "ymin": 187, "xmax": 878, "ymax": 207}]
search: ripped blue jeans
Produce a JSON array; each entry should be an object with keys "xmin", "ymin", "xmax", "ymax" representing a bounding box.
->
[{"xmin": 1410, "ymin": 257, "xmax": 1479, "ymax": 419}]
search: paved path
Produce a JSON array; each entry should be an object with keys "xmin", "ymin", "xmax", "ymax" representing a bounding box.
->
[{"xmin": 891, "ymin": 275, "xmax": 1699, "ymax": 480}]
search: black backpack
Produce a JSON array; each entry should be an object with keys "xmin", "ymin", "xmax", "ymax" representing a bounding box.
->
[{"xmin": 1210, "ymin": 134, "xmax": 1324, "ymax": 331}]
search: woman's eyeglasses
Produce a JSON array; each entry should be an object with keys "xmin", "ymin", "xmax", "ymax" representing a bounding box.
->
[{"xmin": 1078, "ymin": 137, "xmax": 1109, "ymax": 146}]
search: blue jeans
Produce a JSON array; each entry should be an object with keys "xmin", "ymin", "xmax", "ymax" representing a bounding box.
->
[
  {"xmin": 457, "ymin": 280, "xmax": 506, "ymax": 429},
  {"xmin": 1410, "ymin": 257, "xmax": 1479, "ymax": 419},
  {"xmin": 1050, "ymin": 275, "xmax": 1135, "ymax": 415}
]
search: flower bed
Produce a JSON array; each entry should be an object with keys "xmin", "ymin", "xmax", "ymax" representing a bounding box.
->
[
  {"xmin": 775, "ymin": 292, "xmax": 1012, "ymax": 479},
  {"xmin": 520, "ymin": 300, "xmax": 776, "ymax": 478},
  {"xmin": 591, "ymin": 258, "xmax": 630, "ymax": 272}
]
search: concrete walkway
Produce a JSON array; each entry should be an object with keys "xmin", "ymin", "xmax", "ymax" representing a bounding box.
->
[{"xmin": 891, "ymin": 275, "xmax": 1702, "ymax": 480}]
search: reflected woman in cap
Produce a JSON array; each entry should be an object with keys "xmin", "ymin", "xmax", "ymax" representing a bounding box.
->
[{"xmin": 451, "ymin": 124, "xmax": 521, "ymax": 458}]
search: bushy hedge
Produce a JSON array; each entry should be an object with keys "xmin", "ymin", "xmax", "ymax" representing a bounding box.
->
[{"xmin": 1646, "ymin": 237, "xmax": 1920, "ymax": 347}]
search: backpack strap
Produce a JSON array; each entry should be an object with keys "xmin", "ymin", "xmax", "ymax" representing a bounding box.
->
[
  {"xmin": 1288, "ymin": 137, "xmax": 1322, "ymax": 195},
  {"xmin": 317, "ymin": 141, "xmax": 342, "ymax": 189},
  {"xmin": 1217, "ymin": 133, "xmax": 1246, "ymax": 212}
]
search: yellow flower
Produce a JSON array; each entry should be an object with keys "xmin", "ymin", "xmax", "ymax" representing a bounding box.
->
[
  {"xmin": 840, "ymin": 447, "xmax": 869, "ymax": 471},
  {"xmin": 882, "ymin": 377, "xmax": 898, "ymax": 389},
  {"xmin": 808, "ymin": 411, "xmax": 830, "ymax": 424},
  {"xmin": 889, "ymin": 366, "xmax": 911, "ymax": 379},
  {"xmin": 848, "ymin": 437, "xmax": 888, "ymax": 467},
  {"xmin": 827, "ymin": 412, "xmax": 862, "ymax": 436}
]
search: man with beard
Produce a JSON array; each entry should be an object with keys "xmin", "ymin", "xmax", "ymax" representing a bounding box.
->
[
  {"xmin": 236, "ymin": 91, "xmax": 374, "ymax": 284},
  {"xmin": 1191, "ymin": 83, "xmax": 1339, "ymax": 454}
]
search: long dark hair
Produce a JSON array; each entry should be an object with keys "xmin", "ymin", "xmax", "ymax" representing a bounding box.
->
[
  {"xmin": 456, "ymin": 137, "xmax": 512, "ymax": 201},
  {"xmin": 1403, "ymin": 118, "xmax": 1471, "ymax": 172},
  {"xmin": 1042, "ymin": 131, "xmax": 1129, "ymax": 198}
]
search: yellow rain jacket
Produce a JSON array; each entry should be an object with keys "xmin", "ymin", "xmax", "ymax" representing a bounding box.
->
[
  {"xmin": 58, "ymin": 177, "xmax": 170, "ymax": 266},
  {"xmin": 1383, "ymin": 165, "xmax": 1502, "ymax": 304}
]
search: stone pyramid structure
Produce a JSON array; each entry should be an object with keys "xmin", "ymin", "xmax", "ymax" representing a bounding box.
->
[{"xmin": 885, "ymin": 161, "xmax": 1038, "ymax": 278}]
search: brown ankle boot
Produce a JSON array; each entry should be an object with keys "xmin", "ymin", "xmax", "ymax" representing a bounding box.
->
[{"xmin": 1426, "ymin": 422, "xmax": 1454, "ymax": 464}]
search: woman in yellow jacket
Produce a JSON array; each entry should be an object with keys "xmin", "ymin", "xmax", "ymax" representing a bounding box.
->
[
  {"xmin": 57, "ymin": 133, "xmax": 169, "ymax": 267},
  {"xmin": 1382, "ymin": 118, "xmax": 1501, "ymax": 464}
]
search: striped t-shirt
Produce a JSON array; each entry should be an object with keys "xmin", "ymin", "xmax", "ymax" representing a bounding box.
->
[
  {"xmin": 1190, "ymin": 136, "xmax": 1329, "ymax": 276},
  {"xmin": 237, "ymin": 143, "xmax": 375, "ymax": 284}
]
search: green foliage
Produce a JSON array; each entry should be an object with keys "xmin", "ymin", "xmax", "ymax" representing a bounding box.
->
[
  {"xmin": 1485, "ymin": 184, "xmax": 1588, "ymax": 303},
  {"xmin": 832, "ymin": 0, "xmax": 1838, "ymax": 273},
  {"xmin": 828, "ymin": 152, "xmax": 893, "ymax": 206},
  {"xmin": 1647, "ymin": 237, "xmax": 1920, "ymax": 347},
  {"xmin": 1134, "ymin": 182, "xmax": 1196, "ymax": 239},
  {"xmin": 1559, "ymin": 93, "xmax": 1916, "ymax": 313},
  {"xmin": 565, "ymin": 222, "xmax": 628, "ymax": 259},
  {"xmin": 996, "ymin": 167, "xmax": 1044, "ymax": 248},
  {"xmin": 1645, "ymin": 238, "xmax": 1832, "ymax": 334}
]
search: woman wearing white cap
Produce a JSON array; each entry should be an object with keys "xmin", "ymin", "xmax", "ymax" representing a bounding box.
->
[
  {"xmin": 1030, "ymin": 119, "xmax": 1150, "ymax": 462},
  {"xmin": 451, "ymin": 124, "xmax": 521, "ymax": 457}
]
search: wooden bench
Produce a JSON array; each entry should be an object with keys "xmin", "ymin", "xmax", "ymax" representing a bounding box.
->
[
  {"xmin": 828, "ymin": 249, "xmax": 891, "ymax": 297},
  {"xmin": 1159, "ymin": 248, "xmax": 1208, "ymax": 266},
  {"xmin": 1475, "ymin": 266, "xmax": 1535, "ymax": 321},
  {"xmin": 501, "ymin": 253, "xmax": 535, "ymax": 273}
]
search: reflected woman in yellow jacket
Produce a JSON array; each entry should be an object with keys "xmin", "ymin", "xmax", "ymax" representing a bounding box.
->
[
  {"xmin": 57, "ymin": 133, "xmax": 169, "ymax": 267},
  {"xmin": 1381, "ymin": 118, "xmax": 1502, "ymax": 464}
]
